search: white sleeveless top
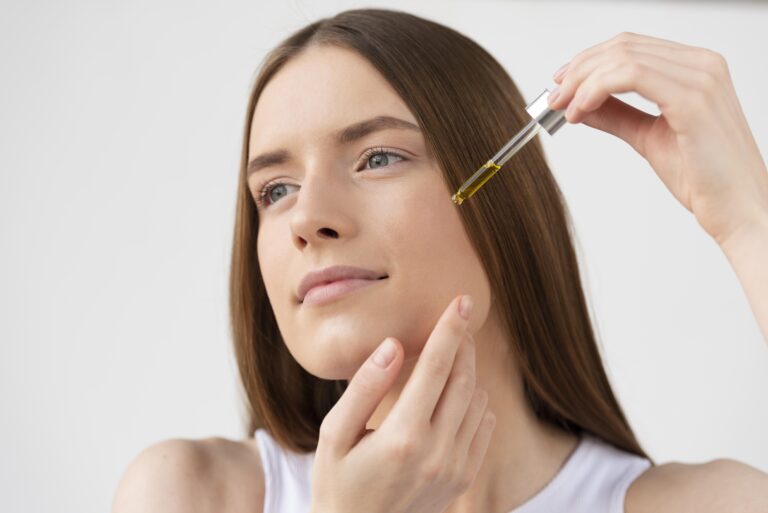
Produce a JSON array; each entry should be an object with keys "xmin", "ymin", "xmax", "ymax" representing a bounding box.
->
[{"xmin": 254, "ymin": 428, "xmax": 651, "ymax": 513}]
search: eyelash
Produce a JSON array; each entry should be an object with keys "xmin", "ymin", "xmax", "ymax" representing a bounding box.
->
[{"xmin": 254, "ymin": 146, "xmax": 407, "ymax": 209}]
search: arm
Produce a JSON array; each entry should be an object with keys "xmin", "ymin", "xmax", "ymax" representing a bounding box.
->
[
  {"xmin": 111, "ymin": 439, "xmax": 219, "ymax": 513},
  {"xmin": 627, "ymin": 459, "xmax": 768, "ymax": 513},
  {"xmin": 717, "ymin": 213, "xmax": 768, "ymax": 345},
  {"xmin": 547, "ymin": 32, "xmax": 768, "ymax": 348}
]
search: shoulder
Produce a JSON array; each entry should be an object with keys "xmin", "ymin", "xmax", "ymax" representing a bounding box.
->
[
  {"xmin": 625, "ymin": 458, "xmax": 768, "ymax": 513},
  {"xmin": 111, "ymin": 435, "xmax": 265, "ymax": 513}
]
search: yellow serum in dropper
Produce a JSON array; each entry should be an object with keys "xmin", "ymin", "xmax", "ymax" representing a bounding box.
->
[
  {"xmin": 451, "ymin": 88, "xmax": 567, "ymax": 206},
  {"xmin": 451, "ymin": 117, "xmax": 541, "ymax": 206},
  {"xmin": 451, "ymin": 160, "xmax": 501, "ymax": 205}
]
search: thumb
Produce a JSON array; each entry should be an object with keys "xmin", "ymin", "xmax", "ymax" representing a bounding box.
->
[
  {"xmin": 579, "ymin": 94, "xmax": 656, "ymax": 157},
  {"xmin": 322, "ymin": 337, "xmax": 403, "ymax": 454}
]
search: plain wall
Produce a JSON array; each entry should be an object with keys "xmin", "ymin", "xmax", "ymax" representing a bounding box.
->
[{"xmin": 1, "ymin": 1, "xmax": 766, "ymax": 512}]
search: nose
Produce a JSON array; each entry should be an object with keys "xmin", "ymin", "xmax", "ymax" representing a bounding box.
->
[{"xmin": 289, "ymin": 173, "xmax": 356, "ymax": 251}]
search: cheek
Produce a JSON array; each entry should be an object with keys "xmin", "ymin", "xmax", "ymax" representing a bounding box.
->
[
  {"xmin": 253, "ymin": 170, "xmax": 491, "ymax": 381},
  {"xmin": 388, "ymin": 175, "xmax": 475, "ymax": 279},
  {"xmin": 376, "ymin": 174, "xmax": 490, "ymax": 344}
]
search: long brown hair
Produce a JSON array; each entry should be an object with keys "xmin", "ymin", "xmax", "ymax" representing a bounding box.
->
[{"xmin": 229, "ymin": 8, "xmax": 649, "ymax": 460}]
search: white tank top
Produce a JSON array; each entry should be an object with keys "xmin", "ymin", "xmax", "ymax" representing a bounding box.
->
[{"xmin": 254, "ymin": 428, "xmax": 651, "ymax": 513}]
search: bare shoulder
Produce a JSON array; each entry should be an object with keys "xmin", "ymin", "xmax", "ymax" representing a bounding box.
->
[
  {"xmin": 626, "ymin": 458, "xmax": 768, "ymax": 513},
  {"xmin": 111, "ymin": 435, "xmax": 265, "ymax": 513}
]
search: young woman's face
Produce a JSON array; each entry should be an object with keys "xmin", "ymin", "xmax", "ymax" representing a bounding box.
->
[{"xmin": 248, "ymin": 45, "xmax": 491, "ymax": 379}]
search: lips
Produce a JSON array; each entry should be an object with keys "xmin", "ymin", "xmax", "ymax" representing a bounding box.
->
[{"xmin": 297, "ymin": 265, "xmax": 388, "ymax": 304}]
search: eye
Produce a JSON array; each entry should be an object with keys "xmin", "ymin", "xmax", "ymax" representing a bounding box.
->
[
  {"xmin": 254, "ymin": 147, "xmax": 407, "ymax": 209},
  {"xmin": 255, "ymin": 181, "xmax": 298, "ymax": 209},
  {"xmin": 361, "ymin": 148, "xmax": 405, "ymax": 170}
]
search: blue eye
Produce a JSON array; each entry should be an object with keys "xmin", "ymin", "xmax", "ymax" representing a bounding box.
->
[
  {"xmin": 257, "ymin": 181, "xmax": 298, "ymax": 209},
  {"xmin": 364, "ymin": 149, "xmax": 404, "ymax": 169},
  {"xmin": 255, "ymin": 147, "xmax": 407, "ymax": 209},
  {"xmin": 264, "ymin": 183, "xmax": 294, "ymax": 204}
]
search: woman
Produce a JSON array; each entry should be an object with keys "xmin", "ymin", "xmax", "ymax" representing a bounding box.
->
[{"xmin": 112, "ymin": 8, "xmax": 768, "ymax": 513}]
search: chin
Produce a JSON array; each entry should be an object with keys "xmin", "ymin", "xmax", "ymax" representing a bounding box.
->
[
  {"xmin": 301, "ymin": 359, "xmax": 359, "ymax": 381},
  {"xmin": 289, "ymin": 335, "xmax": 376, "ymax": 381}
]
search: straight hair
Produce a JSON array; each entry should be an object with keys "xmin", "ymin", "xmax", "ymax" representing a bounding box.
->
[{"xmin": 230, "ymin": 8, "xmax": 649, "ymax": 460}]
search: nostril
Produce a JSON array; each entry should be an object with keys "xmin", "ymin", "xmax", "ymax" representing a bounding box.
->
[{"xmin": 318, "ymin": 227, "xmax": 338, "ymax": 238}]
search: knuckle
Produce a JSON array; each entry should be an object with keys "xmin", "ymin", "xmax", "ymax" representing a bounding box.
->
[
  {"xmin": 566, "ymin": 53, "xmax": 587, "ymax": 77},
  {"xmin": 392, "ymin": 433, "xmax": 419, "ymax": 461},
  {"xmin": 610, "ymin": 39, "xmax": 634, "ymax": 57},
  {"xmin": 706, "ymin": 49, "xmax": 728, "ymax": 75},
  {"xmin": 446, "ymin": 316, "xmax": 467, "ymax": 339},
  {"xmin": 573, "ymin": 85, "xmax": 590, "ymax": 105},
  {"xmin": 484, "ymin": 409, "xmax": 497, "ymax": 426},
  {"xmin": 562, "ymin": 79, "xmax": 580, "ymax": 101},
  {"xmin": 613, "ymin": 45, "xmax": 634, "ymax": 63},
  {"xmin": 567, "ymin": 55, "xmax": 583, "ymax": 72},
  {"xmin": 702, "ymin": 48, "xmax": 724, "ymax": 64},
  {"xmin": 423, "ymin": 355, "xmax": 451, "ymax": 378},
  {"xmin": 558, "ymin": 78, "xmax": 574, "ymax": 98},
  {"xmin": 615, "ymin": 31, "xmax": 635, "ymax": 43},
  {"xmin": 420, "ymin": 458, "xmax": 445, "ymax": 484},
  {"xmin": 697, "ymin": 69, "xmax": 718, "ymax": 93},
  {"xmin": 455, "ymin": 372, "xmax": 476, "ymax": 395},
  {"xmin": 619, "ymin": 61, "xmax": 643, "ymax": 82},
  {"xmin": 351, "ymin": 370, "xmax": 380, "ymax": 397}
]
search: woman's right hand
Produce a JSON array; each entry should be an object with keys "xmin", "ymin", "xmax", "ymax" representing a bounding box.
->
[{"xmin": 310, "ymin": 295, "xmax": 496, "ymax": 513}]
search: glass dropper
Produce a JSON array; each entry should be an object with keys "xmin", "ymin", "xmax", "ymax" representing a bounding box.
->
[{"xmin": 452, "ymin": 88, "xmax": 567, "ymax": 205}]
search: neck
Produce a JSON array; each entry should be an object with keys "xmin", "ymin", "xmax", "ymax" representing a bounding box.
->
[{"xmin": 365, "ymin": 305, "xmax": 580, "ymax": 513}]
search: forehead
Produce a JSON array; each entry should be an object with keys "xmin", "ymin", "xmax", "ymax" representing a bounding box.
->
[{"xmin": 249, "ymin": 45, "xmax": 416, "ymax": 155}]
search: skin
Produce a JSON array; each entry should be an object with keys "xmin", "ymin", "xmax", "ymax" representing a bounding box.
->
[
  {"xmin": 248, "ymin": 43, "xmax": 579, "ymax": 512},
  {"xmin": 549, "ymin": 32, "xmax": 768, "ymax": 346},
  {"xmin": 246, "ymin": 33, "xmax": 768, "ymax": 511},
  {"xmin": 546, "ymin": 32, "xmax": 768, "ymax": 511},
  {"xmin": 111, "ymin": 32, "xmax": 768, "ymax": 513},
  {"xmin": 250, "ymin": 42, "xmax": 492, "ymax": 383}
]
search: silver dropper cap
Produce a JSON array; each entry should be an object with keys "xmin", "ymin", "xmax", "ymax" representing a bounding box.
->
[{"xmin": 525, "ymin": 88, "xmax": 567, "ymax": 136}]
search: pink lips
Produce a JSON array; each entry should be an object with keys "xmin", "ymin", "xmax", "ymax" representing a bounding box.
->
[
  {"xmin": 297, "ymin": 265, "xmax": 388, "ymax": 307},
  {"xmin": 302, "ymin": 278, "xmax": 385, "ymax": 306}
]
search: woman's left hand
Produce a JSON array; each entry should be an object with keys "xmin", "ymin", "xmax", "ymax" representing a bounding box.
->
[{"xmin": 547, "ymin": 32, "xmax": 768, "ymax": 248}]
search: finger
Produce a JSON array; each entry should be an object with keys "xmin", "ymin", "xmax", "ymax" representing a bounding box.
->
[
  {"xmin": 462, "ymin": 408, "xmax": 496, "ymax": 482},
  {"xmin": 551, "ymin": 42, "xmax": 710, "ymax": 112},
  {"xmin": 320, "ymin": 337, "xmax": 404, "ymax": 455},
  {"xmin": 615, "ymin": 31, "xmax": 700, "ymax": 50},
  {"xmin": 564, "ymin": 51, "xmax": 709, "ymax": 129},
  {"xmin": 554, "ymin": 42, "xmax": 682, "ymax": 84},
  {"xmin": 430, "ymin": 331, "xmax": 476, "ymax": 441},
  {"xmin": 390, "ymin": 295, "xmax": 473, "ymax": 427},
  {"xmin": 454, "ymin": 384, "xmax": 488, "ymax": 458},
  {"xmin": 577, "ymin": 95, "xmax": 657, "ymax": 157},
  {"xmin": 556, "ymin": 42, "xmax": 720, "ymax": 86},
  {"xmin": 552, "ymin": 31, "xmax": 700, "ymax": 84}
]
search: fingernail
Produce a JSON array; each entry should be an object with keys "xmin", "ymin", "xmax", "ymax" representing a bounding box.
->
[
  {"xmin": 458, "ymin": 295, "xmax": 474, "ymax": 320},
  {"xmin": 548, "ymin": 87, "xmax": 560, "ymax": 106},
  {"xmin": 553, "ymin": 62, "xmax": 569, "ymax": 80},
  {"xmin": 373, "ymin": 338, "xmax": 396, "ymax": 368}
]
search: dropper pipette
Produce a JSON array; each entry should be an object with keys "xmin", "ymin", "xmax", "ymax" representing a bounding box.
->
[{"xmin": 452, "ymin": 88, "xmax": 567, "ymax": 205}]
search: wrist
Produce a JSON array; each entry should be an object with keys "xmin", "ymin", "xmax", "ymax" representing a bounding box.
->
[{"xmin": 717, "ymin": 210, "xmax": 768, "ymax": 261}]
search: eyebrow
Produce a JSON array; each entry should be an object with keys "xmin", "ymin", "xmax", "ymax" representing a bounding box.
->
[{"xmin": 247, "ymin": 115, "xmax": 421, "ymax": 178}]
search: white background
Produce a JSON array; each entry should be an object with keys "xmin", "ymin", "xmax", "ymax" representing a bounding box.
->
[{"xmin": 1, "ymin": 1, "xmax": 767, "ymax": 512}]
